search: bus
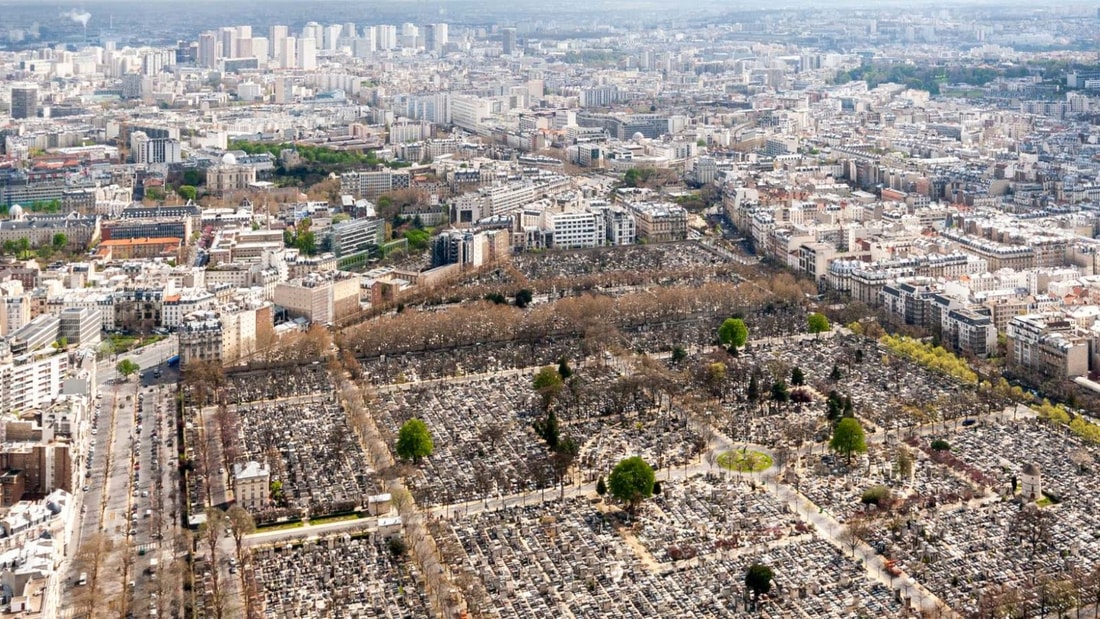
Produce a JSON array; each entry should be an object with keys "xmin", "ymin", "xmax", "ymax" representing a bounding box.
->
[{"xmin": 166, "ymin": 355, "xmax": 180, "ymax": 368}]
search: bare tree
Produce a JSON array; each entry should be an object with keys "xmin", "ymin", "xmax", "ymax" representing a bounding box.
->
[
  {"xmin": 225, "ymin": 504, "xmax": 256, "ymax": 565},
  {"xmin": 839, "ymin": 517, "xmax": 871, "ymax": 558},
  {"xmin": 1035, "ymin": 574, "xmax": 1076, "ymax": 619},
  {"xmin": 1010, "ymin": 504, "xmax": 1054, "ymax": 583},
  {"xmin": 478, "ymin": 421, "xmax": 508, "ymax": 451},
  {"xmin": 1069, "ymin": 448, "xmax": 1093, "ymax": 474},
  {"xmin": 199, "ymin": 507, "xmax": 229, "ymax": 619}
]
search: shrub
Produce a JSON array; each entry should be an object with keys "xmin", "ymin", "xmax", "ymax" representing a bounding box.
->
[{"xmin": 861, "ymin": 485, "xmax": 891, "ymax": 506}]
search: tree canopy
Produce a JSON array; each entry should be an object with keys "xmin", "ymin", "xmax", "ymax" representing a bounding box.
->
[
  {"xmin": 607, "ymin": 456, "xmax": 655, "ymax": 513},
  {"xmin": 830, "ymin": 417, "xmax": 867, "ymax": 464},
  {"xmin": 718, "ymin": 317, "xmax": 748, "ymax": 350},
  {"xmin": 807, "ymin": 312, "xmax": 831, "ymax": 335},
  {"xmin": 395, "ymin": 418, "xmax": 434, "ymax": 463},
  {"xmin": 115, "ymin": 359, "xmax": 140, "ymax": 379},
  {"xmin": 515, "ymin": 289, "xmax": 534, "ymax": 309},
  {"xmin": 790, "ymin": 367, "xmax": 805, "ymax": 386},
  {"xmin": 532, "ymin": 366, "xmax": 564, "ymax": 410},
  {"xmin": 771, "ymin": 380, "xmax": 790, "ymax": 403},
  {"xmin": 745, "ymin": 563, "xmax": 774, "ymax": 603}
]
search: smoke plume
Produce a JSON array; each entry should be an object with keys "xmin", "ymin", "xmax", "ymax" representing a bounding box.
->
[{"xmin": 62, "ymin": 9, "xmax": 91, "ymax": 28}]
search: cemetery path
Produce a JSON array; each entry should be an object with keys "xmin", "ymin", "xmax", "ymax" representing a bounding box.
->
[
  {"xmin": 770, "ymin": 482, "xmax": 959, "ymax": 617},
  {"xmin": 597, "ymin": 502, "xmax": 663, "ymax": 573}
]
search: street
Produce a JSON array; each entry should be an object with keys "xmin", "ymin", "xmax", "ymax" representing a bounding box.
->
[{"xmin": 61, "ymin": 337, "xmax": 182, "ymax": 618}]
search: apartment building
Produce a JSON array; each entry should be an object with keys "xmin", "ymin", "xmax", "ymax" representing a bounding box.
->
[
  {"xmin": 273, "ymin": 271, "xmax": 360, "ymax": 325},
  {"xmin": 942, "ymin": 307, "xmax": 997, "ymax": 358},
  {"xmin": 1006, "ymin": 313, "xmax": 1090, "ymax": 380},
  {"xmin": 340, "ymin": 169, "xmax": 411, "ymax": 200},
  {"xmin": 625, "ymin": 202, "xmax": 687, "ymax": 243}
]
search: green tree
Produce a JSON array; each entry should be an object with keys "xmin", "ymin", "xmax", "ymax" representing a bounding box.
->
[
  {"xmin": 532, "ymin": 366, "xmax": 564, "ymax": 410},
  {"xmin": 533, "ymin": 410, "xmax": 560, "ymax": 450},
  {"xmin": 704, "ymin": 362, "xmax": 727, "ymax": 395},
  {"xmin": 607, "ymin": 456, "xmax": 655, "ymax": 514},
  {"xmin": 1, "ymin": 240, "xmax": 15, "ymax": 255},
  {"xmin": 808, "ymin": 312, "xmax": 831, "ymax": 336},
  {"xmin": 718, "ymin": 318, "xmax": 748, "ymax": 351},
  {"xmin": 595, "ymin": 475, "xmax": 607, "ymax": 498},
  {"xmin": 178, "ymin": 185, "xmax": 197, "ymax": 201},
  {"xmin": 183, "ymin": 169, "xmax": 204, "ymax": 186},
  {"xmin": 556, "ymin": 357, "xmax": 573, "ymax": 380},
  {"xmin": 830, "ymin": 417, "xmax": 867, "ymax": 464},
  {"xmin": 515, "ymin": 289, "xmax": 534, "ymax": 309},
  {"xmin": 771, "ymin": 380, "xmax": 789, "ymax": 404},
  {"xmin": 830, "ymin": 364, "xmax": 842, "ymax": 381},
  {"xmin": 269, "ymin": 480, "xmax": 286, "ymax": 505},
  {"xmin": 15, "ymin": 238, "xmax": 29, "ymax": 259},
  {"xmin": 395, "ymin": 418, "xmax": 434, "ymax": 463},
  {"xmin": 790, "ymin": 367, "xmax": 805, "ymax": 386},
  {"xmin": 745, "ymin": 563, "xmax": 774, "ymax": 607},
  {"xmin": 747, "ymin": 373, "xmax": 760, "ymax": 402},
  {"xmin": 403, "ymin": 228, "xmax": 430, "ymax": 251},
  {"xmin": 671, "ymin": 346, "xmax": 687, "ymax": 364},
  {"xmin": 295, "ymin": 231, "xmax": 317, "ymax": 255},
  {"xmin": 51, "ymin": 233, "xmax": 68, "ymax": 251},
  {"xmin": 115, "ymin": 359, "xmax": 140, "ymax": 380},
  {"xmin": 387, "ymin": 535, "xmax": 408, "ymax": 559}
]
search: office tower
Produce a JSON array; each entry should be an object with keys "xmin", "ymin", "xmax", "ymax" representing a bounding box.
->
[
  {"xmin": 343, "ymin": 23, "xmax": 357, "ymax": 38},
  {"xmin": 324, "ymin": 24, "xmax": 342, "ymax": 50},
  {"xmin": 10, "ymin": 84, "xmax": 38, "ymax": 119},
  {"xmin": 353, "ymin": 34, "xmax": 375, "ymax": 59},
  {"xmin": 122, "ymin": 73, "xmax": 143, "ymax": 99},
  {"xmin": 424, "ymin": 23, "xmax": 448, "ymax": 53},
  {"xmin": 375, "ymin": 25, "xmax": 397, "ymax": 50},
  {"xmin": 251, "ymin": 37, "xmax": 268, "ymax": 61},
  {"xmin": 198, "ymin": 32, "xmax": 220, "ymax": 68},
  {"xmin": 400, "ymin": 22, "xmax": 419, "ymax": 48},
  {"xmin": 502, "ymin": 28, "xmax": 517, "ymax": 55},
  {"xmin": 280, "ymin": 36, "xmax": 297, "ymax": 69},
  {"xmin": 302, "ymin": 22, "xmax": 322, "ymax": 48},
  {"xmin": 236, "ymin": 25, "xmax": 252, "ymax": 39},
  {"xmin": 220, "ymin": 27, "xmax": 238, "ymax": 59},
  {"xmin": 273, "ymin": 77, "xmax": 287, "ymax": 104},
  {"xmin": 141, "ymin": 50, "xmax": 171, "ymax": 76},
  {"xmin": 298, "ymin": 37, "xmax": 317, "ymax": 70},
  {"xmin": 269, "ymin": 25, "xmax": 288, "ymax": 59},
  {"xmin": 131, "ymin": 131, "xmax": 181, "ymax": 164}
]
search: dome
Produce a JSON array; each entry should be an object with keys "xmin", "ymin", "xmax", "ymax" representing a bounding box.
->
[
  {"xmin": 221, "ymin": 152, "xmax": 238, "ymax": 165},
  {"xmin": 9, "ymin": 204, "xmax": 24, "ymax": 220},
  {"xmin": 632, "ymin": 132, "xmax": 645, "ymax": 142}
]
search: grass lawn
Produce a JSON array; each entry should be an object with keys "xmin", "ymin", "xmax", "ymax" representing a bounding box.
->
[
  {"xmin": 717, "ymin": 450, "xmax": 773, "ymax": 472},
  {"xmin": 309, "ymin": 513, "xmax": 363, "ymax": 526},
  {"xmin": 255, "ymin": 520, "xmax": 304, "ymax": 532},
  {"xmin": 108, "ymin": 333, "xmax": 167, "ymax": 354}
]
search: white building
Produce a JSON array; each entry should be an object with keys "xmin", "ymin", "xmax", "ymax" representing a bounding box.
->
[{"xmin": 233, "ymin": 461, "xmax": 270, "ymax": 511}]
